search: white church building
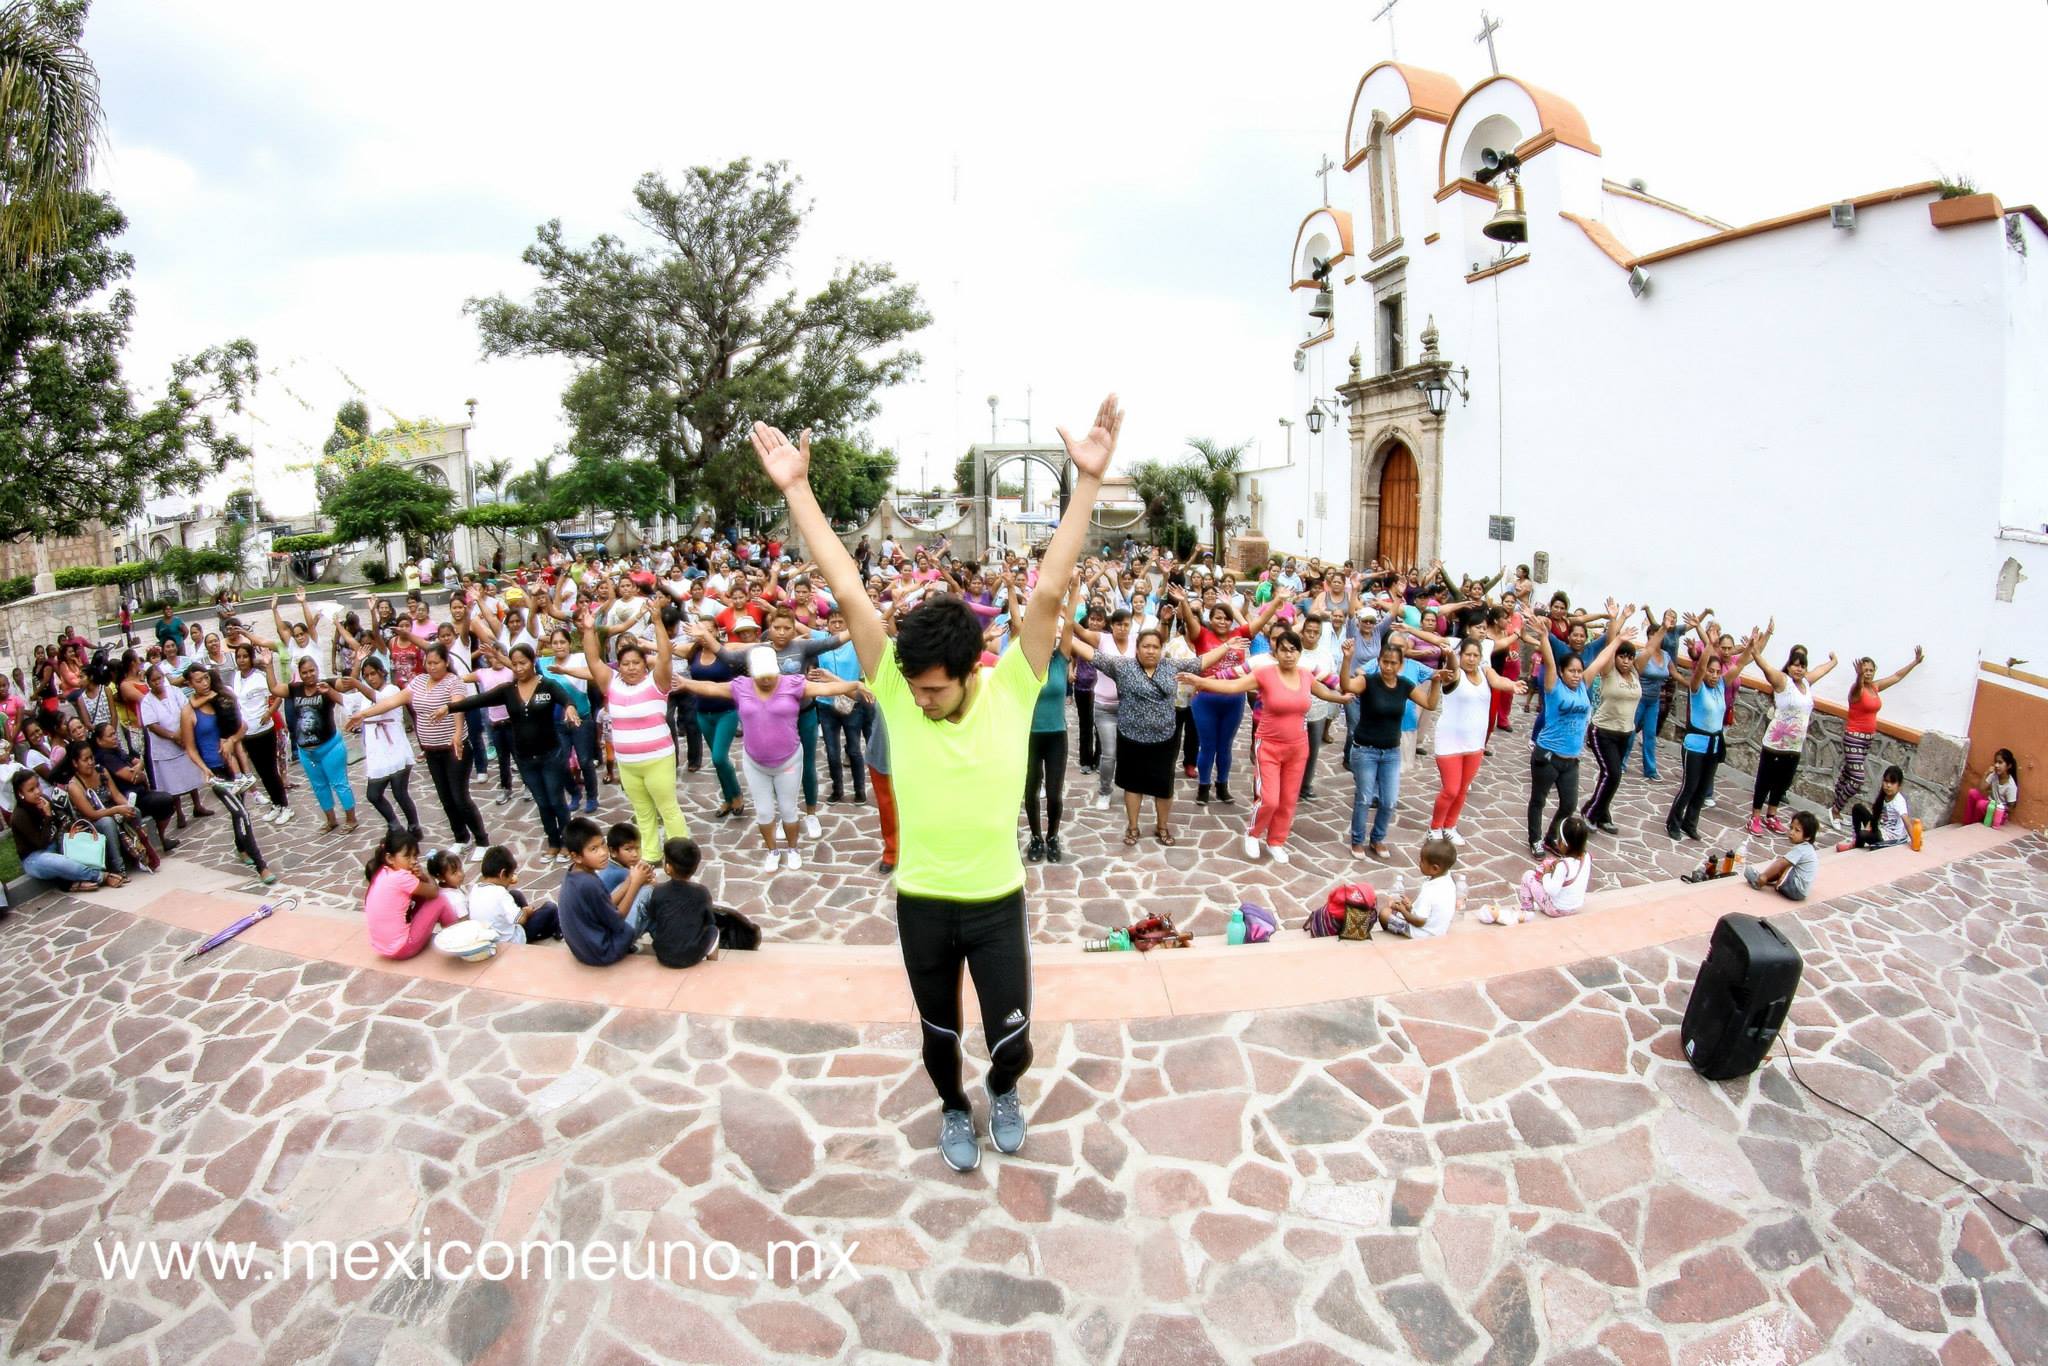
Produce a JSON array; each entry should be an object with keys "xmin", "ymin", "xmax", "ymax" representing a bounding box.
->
[{"xmin": 1250, "ymin": 60, "xmax": 2046, "ymax": 803}]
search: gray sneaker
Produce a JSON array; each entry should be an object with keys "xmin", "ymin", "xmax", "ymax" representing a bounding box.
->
[
  {"xmin": 987, "ymin": 1086, "xmax": 1026, "ymax": 1155},
  {"xmin": 938, "ymin": 1108, "xmax": 979, "ymax": 1172}
]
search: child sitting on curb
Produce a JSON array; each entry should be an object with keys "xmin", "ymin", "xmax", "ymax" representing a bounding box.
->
[
  {"xmin": 559, "ymin": 816, "xmax": 653, "ymax": 966},
  {"xmin": 599, "ymin": 820, "xmax": 655, "ymax": 921},
  {"xmin": 1377, "ymin": 837, "xmax": 1458, "ymax": 938},
  {"xmin": 1745, "ymin": 810, "xmax": 1819, "ymax": 901},
  {"xmin": 648, "ymin": 837, "xmax": 721, "ymax": 969},
  {"xmin": 1515, "ymin": 814, "xmax": 1592, "ymax": 918},
  {"xmin": 468, "ymin": 845, "xmax": 562, "ymax": 945},
  {"xmin": 1839, "ymin": 765, "xmax": 1912, "ymax": 853},
  {"xmin": 363, "ymin": 832, "xmax": 463, "ymax": 961}
]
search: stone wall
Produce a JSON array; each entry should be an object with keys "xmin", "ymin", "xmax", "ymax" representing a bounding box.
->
[
  {"xmin": 0, "ymin": 525, "xmax": 121, "ymax": 619},
  {"xmin": 0, "ymin": 587, "xmax": 100, "ymax": 679},
  {"xmin": 1671, "ymin": 685, "xmax": 1969, "ymax": 829}
]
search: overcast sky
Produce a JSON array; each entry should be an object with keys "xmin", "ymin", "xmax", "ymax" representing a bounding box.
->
[{"xmin": 87, "ymin": 0, "xmax": 2044, "ymax": 517}]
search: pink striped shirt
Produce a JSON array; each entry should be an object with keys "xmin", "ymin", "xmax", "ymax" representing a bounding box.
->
[{"xmin": 607, "ymin": 675, "xmax": 673, "ymax": 764}]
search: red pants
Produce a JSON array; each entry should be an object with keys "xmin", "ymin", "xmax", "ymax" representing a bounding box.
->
[
  {"xmin": 1431, "ymin": 751, "xmax": 1485, "ymax": 831},
  {"xmin": 1251, "ymin": 728, "xmax": 1308, "ymax": 846},
  {"xmin": 1490, "ymin": 655, "xmax": 1518, "ymax": 734},
  {"xmin": 869, "ymin": 767, "xmax": 899, "ymax": 865}
]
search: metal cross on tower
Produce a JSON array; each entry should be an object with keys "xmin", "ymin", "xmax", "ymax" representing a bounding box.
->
[
  {"xmin": 1474, "ymin": 9, "xmax": 1504, "ymax": 74},
  {"xmin": 1372, "ymin": 0, "xmax": 1402, "ymax": 59},
  {"xmin": 1313, "ymin": 153, "xmax": 1336, "ymax": 206}
]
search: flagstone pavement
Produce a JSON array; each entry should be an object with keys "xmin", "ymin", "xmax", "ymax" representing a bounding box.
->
[
  {"xmin": 1, "ymin": 833, "xmax": 2045, "ymax": 1364},
  {"xmin": 154, "ymin": 714, "xmax": 1769, "ymax": 946}
]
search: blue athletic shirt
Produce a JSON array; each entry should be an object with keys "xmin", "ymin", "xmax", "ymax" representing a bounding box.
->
[{"xmin": 1535, "ymin": 680, "xmax": 1593, "ymax": 756}]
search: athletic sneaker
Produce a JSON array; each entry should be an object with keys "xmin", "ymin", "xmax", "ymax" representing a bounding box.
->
[
  {"xmin": 496, "ymin": 790, "xmax": 514, "ymax": 806},
  {"xmin": 783, "ymin": 847, "xmax": 802, "ymax": 872},
  {"xmin": 1426, "ymin": 827, "xmax": 1442, "ymax": 842},
  {"xmin": 1025, "ymin": 837, "xmax": 1045, "ymax": 864},
  {"xmin": 1446, "ymin": 828, "xmax": 1465, "ymax": 846},
  {"xmin": 1704, "ymin": 797, "xmax": 1718, "ymax": 809},
  {"xmin": 1748, "ymin": 816, "xmax": 1765, "ymax": 836},
  {"xmin": 1835, "ymin": 839, "xmax": 1856, "ymax": 853},
  {"xmin": 1764, "ymin": 815, "xmax": 1788, "ymax": 835},
  {"xmin": 762, "ymin": 848, "xmax": 782, "ymax": 873},
  {"xmin": 1270, "ymin": 843, "xmax": 1291, "ymax": 866},
  {"xmin": 938, "ymin": 1108, "xmax": 980, "ymax": 1171},
  {"xmin": 987, "ymin": 1086, "xmax": 1025, "ymax": 1156},
  {"xmin": 1092, "ymin": 793, "xmax": 1110, "ymax": 811},
  {"xmin": 801, "ymin": 814, "xmax": 822, "ymax": 840},
  {"xmin": 1044, "ymin": 835, "xmax": 1063, "ymax": 864},
  {"xmin": 1241, "ymin": 833, "xmax": 1261, "ymax": 860},
  {"xmin": 467, "ymin": 845, "xmax": 485, "ymax": 862},
  {"xmin": 582, "ymin": 800, "xmax": 598, "ymax": 814}
]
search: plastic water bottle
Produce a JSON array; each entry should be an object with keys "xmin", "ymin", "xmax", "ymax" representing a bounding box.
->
[
  {"xmin": 1226, "ymin": 907, "xmax": 1247, "ymax": 946},
  {"xmin": 1735, "ymin": 836, "xmax": 1751, "ymax": 867},
  {"xmin": 1393, "ymin": 874, "xmax": 1408, "ymax": 902},
  {"xmin": 1454, "ymin": 873, "xmax": 1470, "ymax": 908}
]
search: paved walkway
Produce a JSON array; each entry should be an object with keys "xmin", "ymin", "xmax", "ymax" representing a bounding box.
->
[
  {"xmin": 161, "ymin": 710, "xmax": 1771, "ymax": 946},
  {"xmin": 2, "ymin": 837, "xmax": 2044, "ymax": 1363}
]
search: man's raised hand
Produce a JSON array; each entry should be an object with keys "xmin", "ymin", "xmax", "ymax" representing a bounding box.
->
[
  {"xmin": 751, "ymin": 423, "xmax": 812, "ymax": 492},
  {"xmin": 1055, "ymin": 394, "xmax": 1124, "ymax": 481}
]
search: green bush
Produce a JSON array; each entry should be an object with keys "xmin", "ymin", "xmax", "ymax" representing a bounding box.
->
[
  {"xmin": 358, "ymin": 558, "xmax": 390, "ymax": 584},
  {"xmin": 458, "ymin": 503, "xmax": 552, "ymax": 530},
  {"xmin": 271, "ymin": 532, "xmax": 337, "ymax": 554},
  {"xmin": 1155, "ymin": 521, "xmax": 1198, "ymax": 559},
  {"xmin": 0, "ymin": 575, "xmax": 33, "ymax": 605},
  {"xmin": 53, "ymin": 563, "xmax": 154, "ymax": 590}
]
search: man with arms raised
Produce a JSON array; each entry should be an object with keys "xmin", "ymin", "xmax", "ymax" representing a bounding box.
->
[{"xmin": 751, "ymin": 396, "xmax": 1122, "ymax": 1171}]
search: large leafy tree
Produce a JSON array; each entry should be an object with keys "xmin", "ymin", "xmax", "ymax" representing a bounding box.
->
[
  {"xmin": 542, "ymin": 452, "xmax": 667, "ymax": 523},
  {"xmin": 0, "ymin": 191, "xmax": 256, "ymax": 543},
  {"xmin": 701, "ymin": 432, "xmax": 896, "ymax": 530},
  {"xmin": 0, "ymin": 0, "xmax": 100, "ymax": 276},
  {"xmin": 324, "ymin": 461, "xmax": 452, "ymax": 558},
  {"xmin": 473, "ymin": 456, "xmax": 514, "ymax": 502},
  {"xmin": 467, "ymin": 159, "xmax": 929, "ymax": 507},
  {"xmin": 1183, "ymin": 437, "xmax": 1248, "ymax": 559}
]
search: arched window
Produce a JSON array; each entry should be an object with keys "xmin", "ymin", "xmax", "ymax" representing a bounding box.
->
[{"xmin": 1367, "ymin": 115, "xmax": 1399, "ymax": 248}]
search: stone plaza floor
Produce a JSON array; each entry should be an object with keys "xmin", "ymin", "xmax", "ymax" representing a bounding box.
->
[{"xmin": 1, "ymin": 822, "xmax": 2045, "ymax": 1362}]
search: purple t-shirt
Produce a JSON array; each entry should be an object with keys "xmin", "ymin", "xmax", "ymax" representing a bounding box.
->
[{"xmin": 731, "ymin": 674, "xmax": 806, "ymax": 766}]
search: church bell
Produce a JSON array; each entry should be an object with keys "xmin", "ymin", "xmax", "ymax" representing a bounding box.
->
[
  {"xmin": 1308, "ymin": 287, "xmax": 1334, "ymax": 322},
  {"xmin": 1483, "ymin": 177, "xmax": 1528, "ymax": 244}
]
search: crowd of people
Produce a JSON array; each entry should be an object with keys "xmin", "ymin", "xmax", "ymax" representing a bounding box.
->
[{"xmin": 0, "ymin": 388, "xmax": 2030, "ymax": 1169}]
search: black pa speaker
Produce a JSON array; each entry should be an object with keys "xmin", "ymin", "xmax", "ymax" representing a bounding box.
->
[{"xmin": 1680, "ymin": 913, "xmax": 1803, "ymax": 1080}]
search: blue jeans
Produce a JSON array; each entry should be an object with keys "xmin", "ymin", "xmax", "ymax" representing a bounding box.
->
[
  {"xmin": 516, "ymin": 749, "xmax": 571, "ymax": 852},
  {"xmin": 1347, "ymin": 743, "xmax": 1401, "ymax": 847},
  {"xmin": 1625, "ymin": 689, "xmax": 1665, "ymax": 778},
  {"xmin": 558, "ymin": 714, "xmax": 600, "ymax": 807},
  {"xmin": 1191, "ymin": 691, "xmax": 1245, "ymax": 785},
  {"xmin": 820, "ymin": 700, "xmax": 869, "ymax": 797},
  {"xmin": 23, "ymin": 847, "xmax": 105, "ymax": 884},
  {"xmin": 466, "ymin": 710, "xmax": 490, "ymax": 778}
]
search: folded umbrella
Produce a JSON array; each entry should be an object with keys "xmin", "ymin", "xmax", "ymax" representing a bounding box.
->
[{"xmin": 182, "ymin": 894, "xmax": 298, "ymax": 962}]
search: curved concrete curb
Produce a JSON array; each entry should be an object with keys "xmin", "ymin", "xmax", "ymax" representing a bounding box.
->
[{"xmin": 75, "ymin": 824, "xmax": 2030, "ymax": 1024}]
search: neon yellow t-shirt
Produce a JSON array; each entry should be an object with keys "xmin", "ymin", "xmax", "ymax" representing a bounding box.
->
[{"xmin": 871, "ymin": 643, "xmax": 1042, "ymax": 901}]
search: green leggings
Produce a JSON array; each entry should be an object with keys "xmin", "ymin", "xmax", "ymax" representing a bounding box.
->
[
  {"xmin": 618, "ymin": 752, "xmax": 689, "ymax": 847},
  {"xmin": 695, "ymin": 708, "xmax": 741, "ymax": 802}
]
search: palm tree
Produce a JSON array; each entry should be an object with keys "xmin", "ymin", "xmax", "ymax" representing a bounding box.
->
[
  {"xmin": 0, "ymin": 1, "xmax": 102, "ymax": 275},
  {"xmin": 474, "ymin": 457, "xmax": 514, "ymax": 503},
  {"xmin": 1184, "ymin": 437, "xmax": 1249, "ymax": 560},
  {"xmin": 504, "ymin": 452, "xmax": 557, "ymax": 506}
]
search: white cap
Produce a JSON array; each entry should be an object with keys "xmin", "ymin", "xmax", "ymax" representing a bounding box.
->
[{"xmin": 747, "ymin": 646, "xmax": 779, "ymax": 679}]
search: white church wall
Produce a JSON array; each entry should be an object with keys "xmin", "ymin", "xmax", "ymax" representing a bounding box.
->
[
  {"xmin": 2000, "ymin": 214, "xmax": 2048, "ymax": 529},
  {"xmin": 1599, "ymin": 187, "xmax": 1721, "ymax": 256},
  {"xmin": 1429, "ymin": 190, "xmax": 2003, "ymax": 736}
]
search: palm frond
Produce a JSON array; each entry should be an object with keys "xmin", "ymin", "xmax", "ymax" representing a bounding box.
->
[{"xmin": 0, "ymin": 0, "xmax": 103, "ymax": 274}]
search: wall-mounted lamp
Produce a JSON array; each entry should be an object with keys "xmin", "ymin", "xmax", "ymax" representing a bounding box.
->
[
  {"xmin": 1413, "ymin": 316, "xmax": 1471, "ymax": 417},
  {"xmin": 1304, "ymin": 397, "xmax": 1347, "ymax": 435},
  {"xmin": 1829, "ymin": 202, "xmax": 1856, "ymax": 230}
]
